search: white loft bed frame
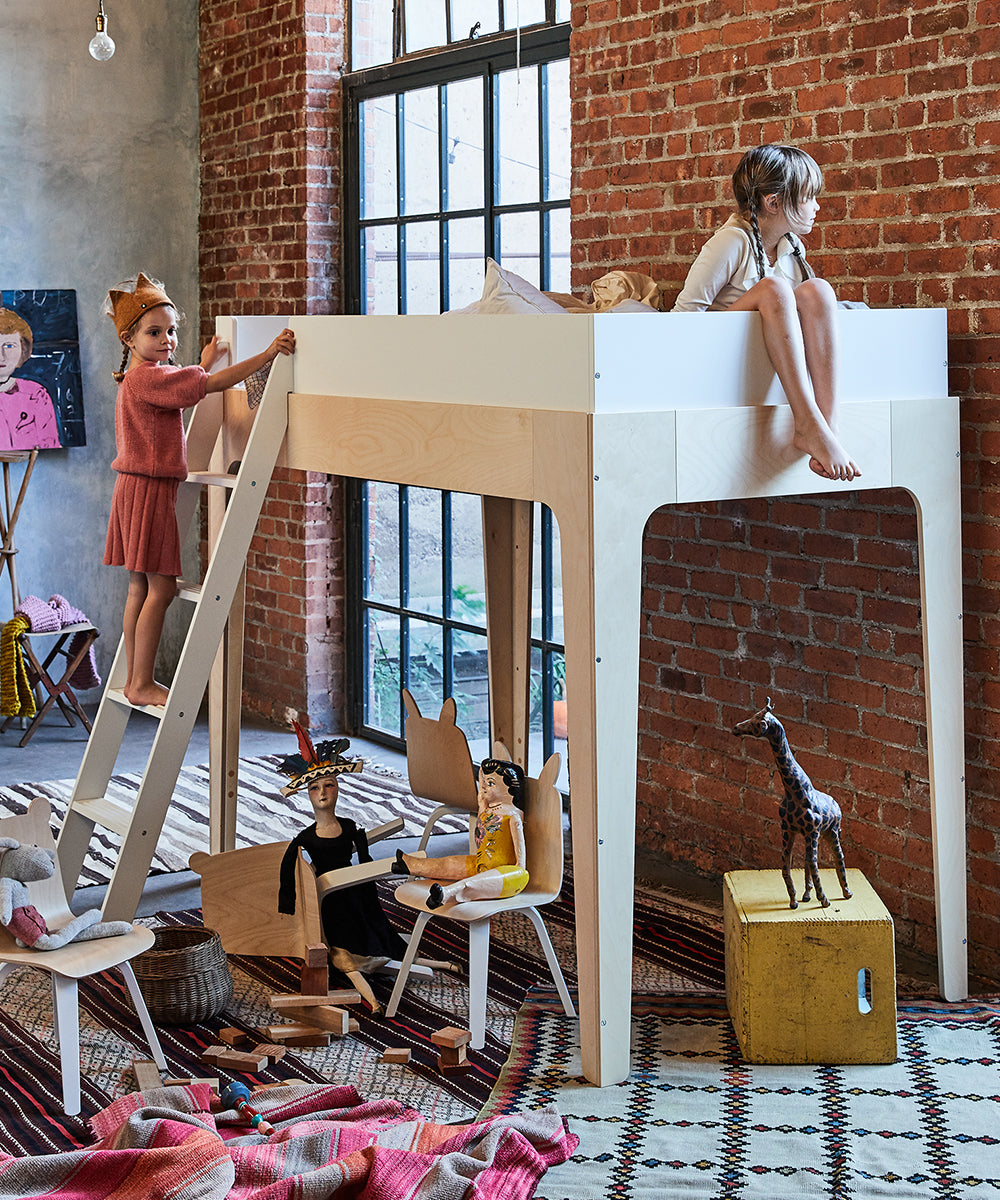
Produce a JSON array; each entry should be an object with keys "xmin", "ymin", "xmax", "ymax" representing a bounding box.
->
[{"xmin": 208, "ymin": 308, "xmax": 965, "ymax": 1088}]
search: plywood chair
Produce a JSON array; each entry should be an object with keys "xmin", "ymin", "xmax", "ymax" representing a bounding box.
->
[
  {"xmin": 385, "ymin": 748, "xmax": 577, "ymax": 1049},
  {"xmin": 402, "ymin": 689, "xmax": 479, "ymax": 853},
  {"xmin": 0, "ymin": 797, "xmax": 167, "ymax": 1115},
  {"xmin": 191, "ymin": 817, "xmax": 454, "ymax": 1013}
]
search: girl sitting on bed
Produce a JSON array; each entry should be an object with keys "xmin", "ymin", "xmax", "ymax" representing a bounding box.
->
[{"xmin": 673, "ymin": 144, "xmax": 861, "ymax": 483}]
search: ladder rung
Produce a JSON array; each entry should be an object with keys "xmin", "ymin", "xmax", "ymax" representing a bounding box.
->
[
  {"xmin": 187, "ymin": 470, "xmax": 238, "ymax": 489},
  {"xmin": 70, "ymin": 794, "xmax": 134, "ymax": 838},
  {"xmin": 177, "ymin": 579, "xmax": 202, "ymax": 602},
  {"xmin": 107, "ymin": 688, "xmax": 166, "ymax": 718}
]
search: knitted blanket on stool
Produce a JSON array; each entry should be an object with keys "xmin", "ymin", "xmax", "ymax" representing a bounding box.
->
[{"xmin": 0, "ymin": 593, "xmax": 101, "ymax": 718}]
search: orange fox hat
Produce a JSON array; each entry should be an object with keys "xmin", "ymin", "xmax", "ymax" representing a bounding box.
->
[{"xmin": 107, "ymin": 273, "xmax": 175, "ymax": 338}]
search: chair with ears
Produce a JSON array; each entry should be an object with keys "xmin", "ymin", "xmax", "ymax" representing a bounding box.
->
[
  {"xmin": 0, "ymin": 797, "xmax": 167, "ymax": 1115},
  {"xmin": 402, "ymin": 688, "xmax": 479, "ymax": 853},
  {"xmin": 385, "ymin": 746, "xmax": 577, "ymax": 1049}
]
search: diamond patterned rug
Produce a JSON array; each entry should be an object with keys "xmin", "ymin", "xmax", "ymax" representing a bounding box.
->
[{"xmin": 481, "ymin": 991, "xmax": 1000, "ymax": 1199}]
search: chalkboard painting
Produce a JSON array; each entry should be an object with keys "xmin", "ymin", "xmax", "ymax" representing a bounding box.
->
[{"xmin": 0, "ymin": 289, "xmax": 86, "ymax": 449}]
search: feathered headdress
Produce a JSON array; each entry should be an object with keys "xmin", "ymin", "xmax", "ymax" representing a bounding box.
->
[{"xmin": 276, "ymin": 721, "xmax": 363, "ymax": 796}]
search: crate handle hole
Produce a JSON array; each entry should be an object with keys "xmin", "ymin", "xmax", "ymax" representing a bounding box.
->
[{"xmin": 857, "ymin": 966, "xmax": 873, "ymax": 1014}]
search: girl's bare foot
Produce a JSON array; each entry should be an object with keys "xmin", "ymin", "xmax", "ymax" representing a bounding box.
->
[
  {"xmin": 124, "ymin": 681, "xmax": 170, "ymax": 706},
  {"xmin": 793, "ymin": 421, "xmax": 861, "ymax": 482}
]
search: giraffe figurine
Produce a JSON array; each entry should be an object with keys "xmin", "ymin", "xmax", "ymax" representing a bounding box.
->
[{"xmin": 732, "ymin": 698, "xmax": 852, "ymax": 909}]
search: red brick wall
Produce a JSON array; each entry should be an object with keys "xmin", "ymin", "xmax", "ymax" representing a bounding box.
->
[
  {"xmin": 199, "ymin": 1, "xmax": 346, "ymax": 728},
  {"xmin": 570, "ymin": 0, "xmax": 999, "ymax": 982}
]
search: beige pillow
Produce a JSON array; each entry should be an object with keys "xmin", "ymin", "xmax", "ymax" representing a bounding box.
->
[{"xmin": 477, "ymin": 258, "xmax": 569, "ymax": 314}]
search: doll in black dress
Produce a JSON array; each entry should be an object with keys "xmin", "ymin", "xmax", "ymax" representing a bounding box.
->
[{"xmin": 276, "ymin": 725, "xmax": 410, "ymax": 1011}]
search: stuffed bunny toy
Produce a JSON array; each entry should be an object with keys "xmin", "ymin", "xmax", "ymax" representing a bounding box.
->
[{"xmin": 0, "ymin": 838, "xmax": 132, "ymax": 950}]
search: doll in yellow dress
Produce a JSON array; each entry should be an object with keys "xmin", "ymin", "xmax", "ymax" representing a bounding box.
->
[{"xmin": 391, "ymin": 758, "xmax": 528, "ymax": 908}]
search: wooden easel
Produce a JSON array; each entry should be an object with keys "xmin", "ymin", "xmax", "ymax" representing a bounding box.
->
[{"xmin": 0, "ymin": 449, "xmax": 38, "ymax": 614}]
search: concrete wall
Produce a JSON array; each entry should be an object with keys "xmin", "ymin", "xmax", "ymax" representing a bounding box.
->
[{"xmin": 0, "ymin": 1, "xmax": 200, "ymax": 682}]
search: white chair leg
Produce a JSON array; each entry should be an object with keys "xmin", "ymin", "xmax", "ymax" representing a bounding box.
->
[
  {"xmin": 525, "ymin": 907, "xmax": 577, "ymax": 1018},
  {"xmin": 52, "ymin": 975, "xmax": 81, "ymax": 1116},
  {"xmin": 467, "ymin": 920, "xmax": 490, "ymax": 1049},
  {"xmin": 119, "ymin": 962, "xmax": 167, "ymax": 1071},
  {"xmin": 385, "ymin": 911, "xmax": 432, "ymax": 1019}
]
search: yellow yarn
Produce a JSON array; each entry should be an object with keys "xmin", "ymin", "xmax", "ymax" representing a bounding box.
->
[{"xmin": 0, "ymin": 614, "xmax": 35, "ymax": 718}]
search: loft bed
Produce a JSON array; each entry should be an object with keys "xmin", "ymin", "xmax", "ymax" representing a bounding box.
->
[{"xmin": 208, "ymin": 307, "xmax": 964, "ymax": 1088}]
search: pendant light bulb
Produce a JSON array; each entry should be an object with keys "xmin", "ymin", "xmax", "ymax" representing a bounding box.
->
[{"xmin": 89, "ymin": 2, "xmax": 116, "ymax": 62}]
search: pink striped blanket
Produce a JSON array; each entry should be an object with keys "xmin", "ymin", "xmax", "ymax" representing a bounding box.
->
[{"xmin": 0, "ymin": 1082, "xmax": 577, "ymax": 1199}]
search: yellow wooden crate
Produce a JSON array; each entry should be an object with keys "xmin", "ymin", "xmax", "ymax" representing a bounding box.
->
[{"xmin": 724, "ymin": 869, "xmax": 897, "ymax": 1064}]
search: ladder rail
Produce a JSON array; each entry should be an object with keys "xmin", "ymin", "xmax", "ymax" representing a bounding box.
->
[{"xmin": 55, "ymin": 355, "xmax": 292, "ymax": 915}]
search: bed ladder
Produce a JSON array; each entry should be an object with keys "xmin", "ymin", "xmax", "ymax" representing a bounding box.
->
[{"xmin": 55, "ymin": 355, "xmax": 292, "ymax": 923}]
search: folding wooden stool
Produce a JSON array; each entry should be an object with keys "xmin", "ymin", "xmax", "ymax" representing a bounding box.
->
[{"xmin": 1, "ymin": 620, "xmax": 99, "ymax": 746}]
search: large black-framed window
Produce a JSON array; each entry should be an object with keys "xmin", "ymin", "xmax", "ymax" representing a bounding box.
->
[{"xmin": 343, "ymin": 23, "xmax": 570, "ymax": 767}]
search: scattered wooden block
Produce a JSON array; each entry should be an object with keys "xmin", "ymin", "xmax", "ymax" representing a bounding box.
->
[
  {"xmin": 429, "ymin": 1026, "xmax": 472, "ymax": 1050},
  {"xmin": 256, "ymin": 1079, "xmax": 308, "ymax": 1091},
  {"xmin": 381, "ymin": 1047, "xmax": 411, "ymax": 1064},
  {"xmin": 201, "ymin": 1045, "xmax": 269, "ymax": 1071},
  {"xmin": 347, "ymin": 1018, "xmax": 360, "ymax": 1034},
  {"xmin": 300, "ymin": 943, "xmax": 328, "ymax": 995},
  {"xmin": 283, "ymin": 1004, "xmax": 350, "ymax": 1036},
  {"xmin": 252, "ymin": 1043, "xmax": 287, "ymax": 1063},
  {"xmin": 269, "ymin": 989, "xmax": 362, "ymax": 1010},
  {"xmin": 219, "ymin": 1027, "xmax": 254, "ymax": 1047},
  {"xmin": 260, "ymin": 1023, "xmax": 332, "ymax": 1047},
  {"xmin": 437, "ymin": 1044, "xmax": 468, "ymax": 1067},
  {"xmin": 163, "ymin": 1075, "xmax": 220, "ymax": 1089},
  {"xmin": 131, "ymin": 1059, "xmax": 163, "ymax": 1091},
  {"xmin": 437, "ymin": 1054, "xmax": 472, "ymax": 1076}
]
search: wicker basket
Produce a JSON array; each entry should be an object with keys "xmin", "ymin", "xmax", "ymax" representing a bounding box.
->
[{"xmin": 133, "ymin": 925, "xmax": 233, "ymax": 1024}]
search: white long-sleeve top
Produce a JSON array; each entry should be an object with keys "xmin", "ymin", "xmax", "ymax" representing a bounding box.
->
[{"xmin": 673, "ymin": 215, "xmax": 809, "ymax": 312}]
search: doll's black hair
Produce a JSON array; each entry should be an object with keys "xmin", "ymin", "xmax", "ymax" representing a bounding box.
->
[{"xmin": 478, "ymin": 758, "xmax": 527, "ymax": 810}]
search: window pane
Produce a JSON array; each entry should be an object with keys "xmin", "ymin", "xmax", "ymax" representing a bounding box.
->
[
  {"xmin": 405, "ymin": 3, "xmax": 447, "ymax": 55},
  {"xmin": 543, "ymin": 59, "xmax": 570, "ymax": 201},
  {"xmin": 359, "ymin": 97, "xmax": 397, "ymax": 221},
  {"xmin": 407, "ymin": 487, "xmax": 443, "ymax": 616},
  {"xmin": 503, "ymin": 0, "xmax": 546, "ymax": 25},
  {"xmin": 446, "ymin": 219, "xmax": 485, "ymax": 310},
  {"xmin": 551, "ymin": 510, "xmax": 564, "ymax": 643},
  {"xmin": 528, "ymin": 642, "xmax": 544, "ymax": 776},
  {"xmin": 401, "ymin": 87, "xmax": 440, "ymax": 217},
  {"xmin": 407, "ymin": 618, "xmax": 444, "ymax": 711},
  {"xmin": 497, "ymin": 210, "xmax": 540, "ymax": 286},
  {"xmin": 495, "ymin": 67, "xmax": 539, "ymax": 207},
  {"xmin": 403, "ymin": 221, "xmax": 440, "ymax": 314},
  {"xmin": 351, "ymin": 0, "xmax": 394, "ymax": 70},
  {"xmin": 453, "ymin": 630, "xmax": 490, "ymax": 746},
  {"xmin": 555, "ymin": 0, "xmax": 570, "ymax": 19},
  {"xmin": 546, "ymin": 207, "xmax": 570, "ymax": 293},
  {"xmin": 360, "ymin": 225, "xmax": 398, "ymax": 314},
  {"xmin": 450, "ymin": 491, "xmax": 486, "ymax": 608},
  {"xmin": 443, "ymin": 78, "xmax": 484, "ymax": 212},
  {"xmin": 366, "ymin": 610, "xmax": 401, "ymax": 737},
  {"xmin": 366, "ymin": 482, "xmax": 400, "ymax": 605},
  {"xmin": 451, "ymin": 0, "xmax": 499, "ymax": 41}
]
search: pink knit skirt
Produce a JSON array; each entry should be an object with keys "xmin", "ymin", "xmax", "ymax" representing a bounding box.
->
[{"xmin": 103, "ymin": 473, "xmax": 182, "ymax": 576}]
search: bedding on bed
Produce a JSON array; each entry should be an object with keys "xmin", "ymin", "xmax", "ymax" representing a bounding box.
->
[
  {"xmin": 448, "ymin": 257, "xmax": 661, "ymax": 315},
  {"xmin": 0, "ymin": 1081, "xmax": 576, "ymax": 1199}
]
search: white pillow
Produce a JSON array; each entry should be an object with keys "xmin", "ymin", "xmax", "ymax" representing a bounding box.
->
[
  {"xmin": 477, "ymin": 258, "xmax": 568, "ymax": 314},
  {"xmin": 605, "ymin": 299, "xmax": 659, "ymax": 314}
]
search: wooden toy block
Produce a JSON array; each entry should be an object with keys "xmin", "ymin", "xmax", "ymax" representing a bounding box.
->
[
  {"xmin": 381, "ymin": 1047, "xmax": 411, "ymax": 1064},
  {"xmin": 269, "ymin": 989, "xmax": 362, "ymax": 1010},
  {"xmin": 252, "ymin": 1043, "xmax": 287, "ymax": 1063},
  {"xmin": 131, "ymin": 1059, "xmax": 163, "ymax": 1091},
  {"xmin": 724, "ymin": 869, "xmax": 897, "ymax": 1065},
  {"xmin": 430, "ymin": 1026, "xmax": 472, "ymax": 1050},
  {"xmin": 163, "ymin": 1076, "xmax": 220, "ymax": 1089},
  {"xmin": 201, "ymin": 1045, "xmax": 269, "ymax": 1071},
  {"xmin": 437, "ymin": 1044, "xmax": 468, "ymax": 1066},
  {"xmin": 300, "ymin": 943, "xmax": 329, "ymax": 995},
  {"xmin": 347, "ymin": 1018, "xmax": 360, "ymax": 1034},
  {"xmin": 219, "ymin": 1027, "xmax": 254, "ymax": 1047},
  {"xmin": 282, "ymin": 1004, "xmax": 350, "ymax": 1036},
  {"xmin": 260, "ymin": 1023, "xmax": 332, "ymax": 1047},
  {"xmin": 436, "ymin": 1054, "xmax": 472, "ymax": 1076}
]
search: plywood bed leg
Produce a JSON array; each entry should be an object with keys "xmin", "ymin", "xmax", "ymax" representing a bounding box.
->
[
  {"xmin": 892, "ymin": 396, "xmax": 968, "ymax": 1001},
  {"xmin": 482, "ymin": 496, "xmax": 533, "ymax": 767}
]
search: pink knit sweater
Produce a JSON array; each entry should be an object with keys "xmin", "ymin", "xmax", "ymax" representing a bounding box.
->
[{"xmin": 111, "ymin": 361, "xmax": 207, "ymax": 480}]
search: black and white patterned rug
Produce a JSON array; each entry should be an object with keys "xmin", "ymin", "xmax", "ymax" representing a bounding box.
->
[
  {"xmin": 0, "ymin": 757, "xmax": 468, "ymax": 887},
  {"xmin": 483, "ymin": 990, "xmax": 1000, "ymax": 1199}
]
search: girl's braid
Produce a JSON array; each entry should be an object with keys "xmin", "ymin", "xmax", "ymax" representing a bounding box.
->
[
  {"xmin": 112, "ymin": 344, "xmax": 130, "ymax": 383},
  {"xmin": 747, "ymin": 206, "xmax": 768, "ymax": 282}
]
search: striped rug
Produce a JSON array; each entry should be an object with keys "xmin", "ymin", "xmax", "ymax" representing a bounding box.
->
[{"xmin": 0, "ymin": 757, "xmax": 469, "ymax": 887}]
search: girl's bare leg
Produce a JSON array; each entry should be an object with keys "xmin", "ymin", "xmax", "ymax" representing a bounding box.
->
[
  {"xmin": 122, "ymin": 571, "xmax": 148, "ymax": 697},
  {"xmin": 731, "ymin": 278, "xmax": 859, "ymax": 481},
  {"xmin": 124, "ymin": 572, "xmax": 176, "ymax": 706},
  {"xmin": 795, "ymin": 278, "xmax": 861, "ymax": 478}
]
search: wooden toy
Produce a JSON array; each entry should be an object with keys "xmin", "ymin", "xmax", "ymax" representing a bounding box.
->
[
  {"xmin": 381, "ymin": 1047, "xmax": 411, "ymax": 1064},
  {"xmin": 269, "ymin": 989, "xmax": 362, "ymax": 1010},
  {"xmin": 259, "ymin": 1023, "xmax": 331, "ymax": 1047},
  {"xmin": 281, "ymin": 1004, "xmax": 350, "ymax": 1036},
  {"xmin": 300, "ymin": 943, "xmax": 328, "ymax": 996},
  {"xmin": 429, "ymin": 1026, "xmax": 472, "ymax": 1050},
  {"xmin": 131, "ymin": 1059, "xmax": 163, "ymax": 1091}
]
